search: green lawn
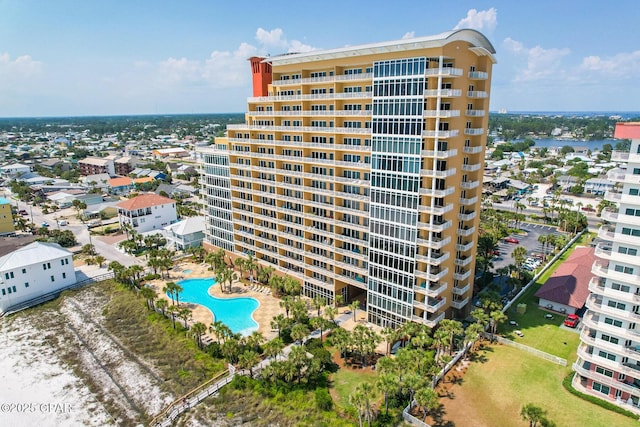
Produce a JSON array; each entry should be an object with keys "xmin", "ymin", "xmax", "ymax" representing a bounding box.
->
[
  {"xmin": 330, "ymin": 366, "xmax": 380, "ymax": 410},
  {"xmin": 498, "ymin": 232, "xmax": 592, "ymax": 362},
  {"xmin": 442, "ymin": 345, "xmax": 637, "ymax": 427}
]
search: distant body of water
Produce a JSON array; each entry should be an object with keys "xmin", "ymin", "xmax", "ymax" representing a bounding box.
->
[{"xmin": 531, "ymin": 139, "xmax": 616, "ymax": 150}]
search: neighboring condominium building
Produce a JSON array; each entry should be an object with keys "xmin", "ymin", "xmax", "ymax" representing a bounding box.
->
[
  {"xmin": 201, "ymin": 29, "xmax": 495, "ymax": 328},
  {"xmin": 574, "ymin": 122, "xmax": 640, "ymax": 412}
]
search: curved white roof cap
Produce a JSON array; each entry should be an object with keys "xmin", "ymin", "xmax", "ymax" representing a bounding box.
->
[{"xmin": 266, "ymin": 29, "xmax": 496, "ymax": 66}]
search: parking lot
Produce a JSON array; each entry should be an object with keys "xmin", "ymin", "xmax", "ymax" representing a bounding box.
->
[{"xmin": 492, "ymin": 222, "xmax": 564, "ymax": 272}]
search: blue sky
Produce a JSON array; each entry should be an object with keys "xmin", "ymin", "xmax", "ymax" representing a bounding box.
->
[{"xmin": 1, "ymin": 1, "xmax": 639, "ymax": 117}]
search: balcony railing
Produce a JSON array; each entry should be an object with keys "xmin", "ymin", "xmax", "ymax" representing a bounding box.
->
[
  {"xmin": 467, "ymin": 91, "xmax": 488, "ymax": 98},
  {"xmin": 453, "ymin": 283, "xmax": 471, "ymax": 295},
  {"xmin": 423, "ymin": 110, "xmax": 461, "ymax": 118},
  {"xmin": 600, "ymin": 208, "xmax": 618, "ymax": 223},
  {"xmin": 423, "ymin": 89, "xmax": 462, "ymax": 98},
  {"xmin": 420, "ymin": 167, "xmax": 457, "ymax": 178},
  {"xmin": 420, "ymin": 148, "xmax": 458, "ymax": 158},
  {"xmin": 460, "ymin": 180, "xmax": 480, "ymax": 190},
  {"xmin": 462, "ymin": 145, "xmax": 483, "ymax": 154},
  {"xmin": 413, "ymin": 312, "xmax": 445, "ymax": 328},
  {"xmin": 422, "ymin": 130, "xmax": 459, "ymax": 138},
  {"xmin": 455, "ymin": 256, "xmax": 473, "ymax": 267},
  {"xmin": 414, "ymin": 281, "xmax": 447, "ymax": 297},
  {"xmin": 611, "ymin": 150, "xmax": 630, "ymax": 161},
  {"xmin": 456, "ymin": 241, "xmax": 474, "ymax": 252},
  {"xmin": 461, "ymin": 163, "xmax": 482, "ymax": 172},
  {"xmin": 464, "ymin": 128, "xmax": 485, "ymax": 136},
  {"xmin": 454, "ymin": 270, "xmax": 471, "ymax": 281},
  {"xmin": 425, "ymin": 67, "xmax": 463, "ymax": 77},
  {"xmin": 465, "ymin": 109, "xmax": 485, "ymax": 117},
  {"xmin": 468, "ymin": 71, "xmax": 488, "ymax": 79},
  {"xmin": 459, "ymin": 211, "xmax": 477, "ymax": 221},
  {"xmin": 457, "ymin": 226, "xmax": 476, "ymax": 237},
  {"xmin": 460, "ymin": 196, "xmax": 479, "ymax": 206},
  {"xmin": 451, "ymin": 297, "xmax": 469, "ymax": 309}
]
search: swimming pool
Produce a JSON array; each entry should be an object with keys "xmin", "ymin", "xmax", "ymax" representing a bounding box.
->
[
  {"xmin": 182, "ymin": 269, "xmax": 193, "ymax": 275},
  {"xmin": 170, "ymin": 278, "xmax": 259, "ymax": 336}
]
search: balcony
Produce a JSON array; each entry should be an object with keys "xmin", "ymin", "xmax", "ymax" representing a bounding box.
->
[
  {"xmin": 456, "ymin": 241, "xmax": 474, "ymax": 252},
  {"xmin": 467, "ymin": 91, "xmax": 489, "ymax": 98},
  {"xmin": 457, "ymin": 226, "xmax": 476, "ymax": 237},
  {"xmin": 592, "ymin": 261, "xmax": 640, "ymax": 286},
  {"xmin": 454, "ymin": 269, "xmax": 471, "ymax": 281},
  {"xmin": 416, "ymin": 235, "xmax": 451, "ymax": 250},
  {"xmin": 611, "ymin": 150, "xmax": 630, "ymax": 161},
  {"xmin": 465, "ymin": 109, "xmax": 485, "ymax": 117},
  {"xmin": 594, "ymin": 242, "xmax": 613, "ymax": 259},
  {"xmin": 425, "ymin": 297, "xmax": 446, "ymax": 313},
  {"xmin": 413, "ymin": 311, "xmax": 445, "ymax": 328},
  {"xmin": 460, "ymin": 180, "xmax": 480, "ymax": 190},
  {"xmin": 460, "ymin": 196, "xmax": 479, "ymax": 206},
  {"xmin": 455, "ymin": 256, "xmax": 473, "ymax": 267},
  {"xmin": 420, "ymin": 167, "xmax": 457, "ymax": 178},
  {"xmin": 464, "ymin": 128, "xmax": 485, "ymax": 136},
  {"xmin": 416, "ymin": 251, "xmax": 450, "ymax": 266},
  {"xmin": 271, "ymin": 72, "xmax": 373, "ymax": 86},
  {"xmin": 604, "ymin": 190, "xmax": 622, "ymax": 203},
  {"xmin": 423, "ymin": 110, "xmax": 461, "ymax": 118},
  {"xmin": 421, "ymin": 148, "xmax": 458, "ymax": 158},
  {"xmin": 461, "ymin": 163, "xmax": 482, "ymax": 172},
  {"xmin": 572, "ymin": 362, "xmax": 640, "ymax": 397},
  {"xmin": 459, "ymin": 211, "xmax": 477, "ymax": 221},
  {"xmin": 462, "ymin": 145, "xmax": 483, "ymax": 154},
  {"xmin": 425, "ymin": 67, "xmax": 463, "ymax": 77},
  {"xmin": 418, "ymin": 203, "xmax": 453, "ymax": 215},
  {"xmin": 414, "ymin": 281, "xmax": 447, "ymax": 297},
  {"xmin": 600, "ymin": 208, "xmax": 618, "ymax": 223},
  {"xmin": 586, "ymin": 294, "xmax": 640, "ymax": 322},
  {"xmin": 416, "ymin": 267, "xmax": 448, "ymax": 282},
  {"xmin": 453, "ymin": 283, "xmax": 470, "ymax": 295},
  {"xmin": 422, "ymin": 130, "xmax": 459, "ymax": 138},
  {"xmin": 468, "ymin": 71, "xmax": 488, "ymax": 80},
  {"xmin": 451, "ymin": 297, "xmax": 469, "ymax": 310},
  {"xmin": 419, "ymin": 186, "xmax": 455, "ymax": 197},
  {"xmin": 424, "ymin": 89, "xmax": 462, "ymax": 98}
]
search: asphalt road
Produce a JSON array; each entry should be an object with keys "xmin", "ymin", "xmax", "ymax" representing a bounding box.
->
[{"xmin": 493, "ymin": 222, "xmax": 564, "ymax": 271}]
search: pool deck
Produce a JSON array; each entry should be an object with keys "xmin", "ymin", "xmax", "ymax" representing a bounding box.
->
[{"xmin": 148, "ymin": 261, "xmax": 282, "ymax": 340}]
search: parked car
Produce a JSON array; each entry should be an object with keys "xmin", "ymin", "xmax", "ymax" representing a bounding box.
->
[
  {"xmin": 18, "ymin": 209, "xmax": 28, "ymax": 216},
  {"xmin": 505, "ymin": 237, "xmax": 519, "ymax": 244},
  {"xmin": 58, "ymin": 220, "xmax": 67, "ymax": 226},
  {"xmin": 564, "ymin": 314, "xmax": 579, "ymax": 328},
  {"xmin": 41, "ymin": 221, "xmax": 49, "ymax": 227}
]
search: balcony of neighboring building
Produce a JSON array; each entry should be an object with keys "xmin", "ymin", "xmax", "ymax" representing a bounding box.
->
[
  {"xmin": 412, "ymin": 311, "xmax": 445, "ymax": 328},
  {"xmin": 416, "ymin": 267, "xmax": 448, "ymax": 282},
  {"xmin": 414, "ymin": 281, "xmax": 447, "ymax": 297},
  {"xmin": 610, "ymin": 150, "xmax": 640, "ymax": 164},
  {"xmin": 572, "ymin": 361, "xmax": 640, "ymax": 398},
  {"xmin": 597, "ymin": 225, "xmax": 639, "ymax": 247},
  {"xmin": 467, "ymin": 90, "xmax": 489, "ymax": 98},
  {"xmin": 468, "ymin": 71, "xmax": 489, "ymax": 80},
  {"xmin": 594, "ymin": 242, "xmax": 640, "ymax": 265},
  {"xmin": 246, "ymin": 91, "xmax": 373, "ymax": 103},
  {"xmin": 452, "ymin": 283, "xmax": 471, "ymax": 295},
  {"xmin": 425, "ymin": 67, "xmax": 463, "ymax": 77},
  {"xmin": 588, "ymin": 276, "xmax": 640, "ymax": 304},
  {"xmin": 462, "ymin": 145, "xmax": 483, "ymax": 154},
  {"xmin": 464, "ymin": 127, "xmax": 485, "ymax": 136},
  {"xmin": 461, "ymin": 163, "xmax": 482, "ymax": 172},
  {"xmin": 454, "ymin": 269, "xmax": 471, "ymax": 281},
  {"xmin": 451, "ymin": 297, "xmax": 470, "ymax": 310},
  {"xmin": 458, "ymin": 210, "xmax": 477, "ymax": 221},
  {"xmin": 422, "ymin": 129, "xmax": 459, "ymax": 138},
  {"xmin": 423, "ymin": 89, "xmax": 462, "ymax": 98},
  {"xmin": 604, "ymin": 189, "xmax": 622, "ymax": 203},
  {"xmin": 415, "ymin": 235, "xmax": 451, "ymax": 250},
  {"xmin": 419, "ymin": 167, "xmax": 457, "ymax": 178},
  {"xmin": 420, "ymin": 148, "xmax": 458, "ymax": 159},
  {"xmin": 465, "ymin": 109, "xmax": 486, "ymax": 117},
  {"xmin": 460, "ymin": 195, "xmax": 479, "ymax": 206},
  {"xmin": 607, "ymin": 168, "xmax": 640, "ymax": 185},
  {"xmin": 419, "ymin": 186, "xmax": 455, "ymax": 197},
  {"xmin": 416, "ymin": 220, "xmax": 452, "ymax": 233},
  {"xmin": 416, "ymin": 250, "xmax": 450, "ymax": 266},
  {"xmin": 592, "ymin": 260, "xmax": 640, "ymax": 286},
  {"xmin": 456, "ymin": 241, "xmax": 474, "ymax": 252},
  {"xmin": 456, "ymin": 226, "xmax": 476, "ymax": 237},
  {"xmin": 422, "ymin": 109, "xmax": 461, "ymax": 119},
  {"xmin": 585, "ymin": 294, "xmax": 640, "ymax": 322},
  {"xmin": 455, "ymin": 255, "xmax": 473, "ymax": 268},
  {"xmin": 460, "ymin": 180, "xmax": 480, "ymax": 190},
  {"xmin": 418, "ymin": 203, "xmax": 454, "ymax": 215}
]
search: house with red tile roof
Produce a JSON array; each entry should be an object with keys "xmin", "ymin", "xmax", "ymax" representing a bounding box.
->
[
  {"xmin": 108, "ymin": 177, "xmax": 134, "ymax": 195},
  {"xmin": 535, "ymin": 246, "xmax": 595, "ymax": 315},
  {"xmin": 116, "ymin": 194, "xmax": 177, "ymax": 233}
]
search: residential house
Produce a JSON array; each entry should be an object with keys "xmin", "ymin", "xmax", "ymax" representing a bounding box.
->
[
  {"xmin": 584, "ymin": 177, "xmax": 615, "ymax": 196},
  {"xmin": 114, "ymin": 156, "xmax": 134, "ymax": 176},
  {"xmin": 82, "ymin": 173, "xmax": 112, "ymax": 192},
  {"xmin": 557, "ymin": 175, "xmax": 579, "ymax": 191},
  {"xmin": 116, "ymin": 194, "xmax": 177, "ymax": 233},
  {"xmin": 0, "ymin": 162, "xmax": 30, "ymax": 177},
  {"xmin": 152, "ymin": 147, "xmax": 190, "ymax": 158},
  {"xmin": 0, "ymin": 242, "xmax": 75, "ymax": 313},
  {"xmin": 0, "ymin": 197, "xmax": 15, "ymax": 235},
  {"xmin": 164, "ymin": 216, "xmax": 205, "ymax": 250},
  {"xmin": 108, "ymin": 177, "xmax": 134, "ymax": 195},
  {"xmin": 534, "ymin": 246, "xmax": 594, "ymax": 314}
]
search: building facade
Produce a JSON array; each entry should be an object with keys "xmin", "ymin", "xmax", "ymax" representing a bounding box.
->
[
  {"xmin": 0, "ymin": 197, "xmax": 15, "ymax": 235},
  {"xmin": 116, "ymin": 194, "xmax": 177, "ymax": 233},
  {"xmin": 78, "ymin": 157, "xmax": 115, "ymax": 176},
  {"xmin": 0, "ymin": 242, "xmax": 75, "ymax": 313},
  {"xmin": 201, "ymin": 29, "xmax": 495, "ymax": 328},
  {"xmin": 574, "ymin": 122, "xmax": 640, "ymax": 412}
]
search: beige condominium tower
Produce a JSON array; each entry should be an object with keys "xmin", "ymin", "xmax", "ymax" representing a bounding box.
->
[{"xmin": 201, "ymin": 29, "xmax": 495, "ymax": 328}]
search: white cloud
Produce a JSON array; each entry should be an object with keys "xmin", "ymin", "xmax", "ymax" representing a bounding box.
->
[
  {"xmin": 502, "ymin": 38, "xmax": 570, "ymax": 82},
  {"xmin": 579, "ymin": 50, "xmax": 640, "ymax": 78},
  {"xmin": 402, "ymin": 32, "xmax": 415, "ymax": 39},
  {"xmin": 0, "ymin": 53, "xmax": 42, "ymax": 81},
  {"xmin": 453, "ymin": 8, "xmax": 497, "ymax": 32},
  {"xmin": 255, "ymin": 27, "xmax": 315, "ymax": 53}
]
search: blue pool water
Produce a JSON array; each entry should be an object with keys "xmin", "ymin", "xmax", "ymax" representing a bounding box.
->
[
  {"xmin": 182, "ymin": 269, "xmax": 192, "ymax": 274},
  {"xmin": 170, "ymin": 278, "xmax": 259, "ymax": 336}
]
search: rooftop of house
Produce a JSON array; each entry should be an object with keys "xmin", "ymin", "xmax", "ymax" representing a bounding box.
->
[
  {"xmin": 116, "ymin": 194, "xmax": 175, "ymax": 211},
  {"xmin": 0, "ymin": 241, "xmax": 72, "ymax": 271}
]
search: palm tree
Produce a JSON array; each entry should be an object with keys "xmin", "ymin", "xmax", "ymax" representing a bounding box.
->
[
  {"xmin": 464, "ymin": 323, "xmax": 485, "ymax": 353},
  {"xmin": 263, "ymin": 337, "xmax": 284, "ymax": 360},
  {"xmin": 163, "ymin": 282, "xmax": 176, "ymax": 306},
  {"xmin": 489, "ymin": 309, "xmax": 507, "ymax": 340},
  {"xmin": 438, "ymin": 319, "xmax": 464, "ymax": 355},
  {"xmin": 234, "ymin": 257, "xmax": 246, "ymax": 279},
  {"xmin": 177, "ymin": 307, "xmax": 192, "ymax": 329},
  {"xmin": 520, "ymin": 403, "xmax": 547, "ymax": 427},
  {"xmin": 310, "ymin": 316, "xmax": 328, "ymax": 342},
  {"xmin": 415, "ymin": 387, "xmax": 439, "ymax": 421},
  {"xmin": 246, "ymin": 331, "xmax": 264, "ymax": 353},
  {"xmin": 349, "ymin": 300, "xmax": 360, "ymax": 322},
  {"xmin": 381, "ymin": 327, "xmax": 397, "ymax": 356},
  {"xmin": 324, "ymin": 305, "xmax": 338, "ymax": 325},
  {"xmin": 94, "ymin": 255, "xmax": 106, "ymax": 268},
  {"xmin": 270, "ymin": 314, "xmax": 288, "ymax": 339},
  {"xmin": 376, "ymin": 372, "xmax": 398, "ymax": 416},
  {"xmin": 312, "ymin": 296, "xmax": 326, "ymax": 317},
  {"xmin": 238, "ymin": 350, "xmax": 260, "ymax": 378},
  {"xmin": 190, "ymin": 321, "xmax": 207, "ymax": 349},
  {"xmin": 511, "ymin": 245, "xmax": 529, "ymax": 279},
  {"xmin": 290, "ymin": 323, "xmax": 310, "ymax": 344},
  {"xmin": 210, "ymin": 320, "xmax": 232, "ymax": 344},
  {"xmin": 155, "ymin": 298, "xmax": 168, "ymax": 317},
  {"xmin": 350, "ymin": 382, "xmax": 375, "ymax": 427},
  {"xmin": 140, "ymin": 287, "xmax": 156, "ymax": 310},
  {"xmin": 279, "ymin": 296, "xmax": 293, "ymax": 318}
]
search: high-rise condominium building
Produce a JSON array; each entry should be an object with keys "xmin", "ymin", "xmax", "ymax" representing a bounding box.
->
[
  {"xmin": 574, "ymin": 122, "xmax": 640, "ymax": 412},
  {"xmin": 201, "ymin": 29, "xmax": 495, "ymax": 328}
]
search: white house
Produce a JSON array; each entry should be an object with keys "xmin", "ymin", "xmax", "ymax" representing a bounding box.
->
[
  {"xmin": 0, "ymin": 242, "xmax": 75, "ymax": 313},
  {"xmin": 584, "ymin": 177, "xmax": 615, "ymax": 195},
  {"xmin": 116, "ymin": 194, "xmax": 177, "ymax": 233},
  {"xmin": 0, "ymin": 162, "xmax": 31, "ymax": 177},
  {"xmin": 164, "ymin": 216, "xmax": 205, "ymax": 250}
]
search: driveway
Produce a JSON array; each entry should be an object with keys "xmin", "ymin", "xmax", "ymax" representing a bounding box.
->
[{"xmin": 493, "ymin": 222, "xmax": 563, "ymax": 271}]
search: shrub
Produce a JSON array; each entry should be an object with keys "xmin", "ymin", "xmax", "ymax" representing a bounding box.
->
[
  {"xmin": 314, "ymin": 388, "xmax": 333, "ymax": 411},
  {"xmin": 562, "ymin": 374, "xmax": 637, "ymax": 419}
]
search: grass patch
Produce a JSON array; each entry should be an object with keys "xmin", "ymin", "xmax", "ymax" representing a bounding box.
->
[
  {"xmin": 330, "ymin": 365, "xmax": 380, "ymax": 410},
  {"xmin": 499, "ymin": 232, "xmax": 593, "ymax": 362},
  {"xmin": 101, "ymin": 282, "xmax": 225, "ymax": 394},
  {"xmin": 443, "ymin": 345, "xmax": 638, "ymax": 427}
]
